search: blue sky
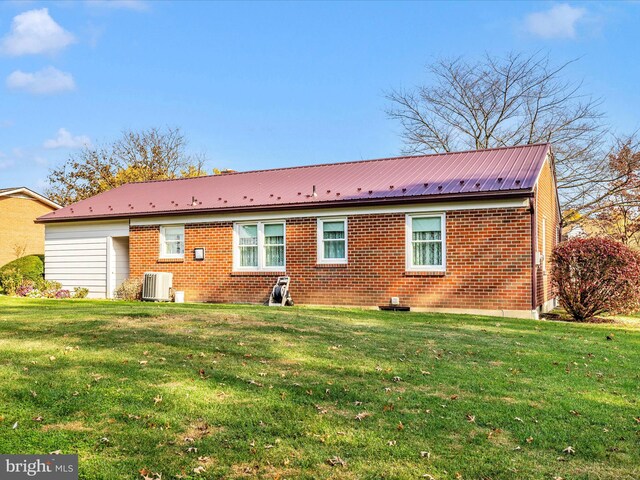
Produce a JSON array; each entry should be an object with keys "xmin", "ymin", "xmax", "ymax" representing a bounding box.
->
[{"xmin": 1, "ymin": 1, "xmax": 639, "ymax": 192}]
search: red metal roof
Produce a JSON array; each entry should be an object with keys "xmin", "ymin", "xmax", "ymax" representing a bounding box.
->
[{"xmin": 38, "ymin": 143, "xmax": 550, "ymax": 223}]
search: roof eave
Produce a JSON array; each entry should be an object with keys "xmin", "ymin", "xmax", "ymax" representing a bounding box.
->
[{"xmin": 37, "ymin": 189, "xmax": 534, "ymax": 224}]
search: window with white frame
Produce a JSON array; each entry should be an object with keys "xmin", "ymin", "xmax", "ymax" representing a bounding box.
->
[
  {"xmin": 317, "ymin": 218, "xmax": 347, "ymax": 264},
  {"xmin": 234, "ymin": 222, "xmax": 286, "ymax": 271},
  {"xmin": 406, "ymin": 214, "xmax": 445, "ymax": 271},
  {"xmin": 160, "ymin": 225, "xmax": 185, "ymax": 259}
]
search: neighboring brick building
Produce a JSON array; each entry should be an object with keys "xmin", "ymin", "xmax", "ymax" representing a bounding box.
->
[
  {"xmin": 38, "ymin": 144, "xmax": 561, "ymax": 318},
  {"xmin": 0, "ymin": 187, "xmax": 60, "ymax": 267}
]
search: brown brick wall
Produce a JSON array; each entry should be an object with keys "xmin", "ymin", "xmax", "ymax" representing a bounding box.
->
[
  {"xmin": 129, "ymin": 207, "xmax": 533, "ymax": 311},
  {"xmin": 0, "ymin": 196, "xmax": 56, "ymax": 267},
  {"xmin": 535, "ymin": 157, "xmax": 561, "ymax": 307}
]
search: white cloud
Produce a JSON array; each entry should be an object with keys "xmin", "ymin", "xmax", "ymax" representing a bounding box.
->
[
  {"xmin": 44, "ymin": 128, "xmax": 92, "ymax": 149},
  {"xmin": 0, "ymin": 8, "xmax": 75, "ymax": 56},
  {"xmin": 6, "ymin": 67, "xmax": 75, "ymax": 95},
  {"xmin": 85, "ymin": 0, "xmax": 149, "ymax": 12},
  {"xmin": 525, "ymin": 4, "xmax": 587, "ymax": 39},
  {"xmin": 0, "ymin": 159, "xmax": 15, "ymax": 170}
]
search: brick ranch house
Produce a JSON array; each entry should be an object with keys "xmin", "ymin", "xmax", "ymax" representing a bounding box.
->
[{"xmin": 37, "ymin": 144, "xmax": 560, "ymax": 319}]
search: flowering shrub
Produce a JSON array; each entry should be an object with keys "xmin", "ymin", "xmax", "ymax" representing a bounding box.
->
[
  {"xmin": 115, "ymin": 278, "xmax": 143, "ymax": 301},
  {"xmin": 552, "ymin": 237, "xmax": 640, "ymax": 321},
  {"xmin": 12, "ymin": 279, "xmax": 86, "ymax": 300},
  {"xmin": 15, "ymin": 280, "xmax": 35, "ymax": 297}
]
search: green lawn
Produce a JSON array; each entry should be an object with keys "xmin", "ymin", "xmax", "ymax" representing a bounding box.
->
[{"xmin": 0, "ymin": 297, "xmax": 638, "ymax": 480}]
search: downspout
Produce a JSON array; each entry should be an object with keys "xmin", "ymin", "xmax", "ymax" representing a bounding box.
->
[{"xmin": 529, "ymin": 197, "xmax": 538, "ymax": 314}]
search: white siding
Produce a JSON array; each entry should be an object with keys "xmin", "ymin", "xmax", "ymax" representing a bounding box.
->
[{"xmin": 44, "ymin": 221, "xmax": 129, "ymax": 299}]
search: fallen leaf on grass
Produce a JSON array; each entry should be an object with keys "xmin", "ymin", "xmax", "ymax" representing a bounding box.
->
[
  {"xmin": 193, "ymin": 466, "xmax": 206, "ymax": 474},
  {"xmin": 187, "ymin": 447, "xmax": 198, "ymax": 453},
  {"xmin": 526, "ymin": 436, "xmax": 534, "ymax": 443},
  {"xmin": 139, "ymin": 360, "xmax": 148, "ymax": 366},
  {"xmin": 326, "ymin": 456, "xmax": 346, "ymax": 467},
  {"xmin": 387, "ymin": 440, "xmax": 396, "ymax": 446},
  {"xmin": 397, "ymin": 422, "xmax": 404, "ymax": 431},
  {"xmin": 12, "ymin": 422, "xmax": 18, "ymax": 429},
  {"xmin": 392, "ymin": 376, "xmax": 402, "ymax": 382},
  {"xmin": 563, "ymin": 446, "xmax": 575, "ymax": 455},
  {"xmin": 32, "ymin": 416, "xmax": 43, "ymax": 422},
  {"xmin": 153, "ymin": 395, "xmax": 163, "ymax": 405},
  {"xmin": 420, "ymin": 451, "xmax": 431, "ymax": 459},
  {"xmin": 49, "ymin": 450, "xmax": 61, "ymax": 455},
  {"xmin": 466, "ymin": 414, "xmax": 475, "ymax": 423},
  {"xmin": 355, "ymin": 412, "xmax": 372, "ymax": 421},
  {"xmin": 49, "ymin": 356, "xmax": 56, "ymax": 362}
]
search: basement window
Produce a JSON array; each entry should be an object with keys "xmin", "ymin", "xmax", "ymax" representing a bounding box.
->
[
  {"xmin": 317, "ymin": 218, "xmax": 347, "ymax": 264},
  {"xmin": 234, "ymin": 221, "xmax": 286, "ymax": 271},
  {"xmin": 160, "ymin": 225, "xmax": 185, "ymax": 259},
  {"xmin": 406, "ymin": 213, "xmax": 446, "ymax": 272}
]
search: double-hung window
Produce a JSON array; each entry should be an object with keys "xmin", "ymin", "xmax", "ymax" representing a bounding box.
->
[
  {"xmin": 160, "ymin": 225, "xmax": 185, "ymax": 259},
  {"xmin": 317, "ymin": 218, "xmax": 347, "ymax": 264},
  {"xmin": 234, "ymin": 222, "xmax": 286, "ymax": 271},
  {"xmin": 406, "ymin": 214, "xmax": 445, "ymax": 271}
]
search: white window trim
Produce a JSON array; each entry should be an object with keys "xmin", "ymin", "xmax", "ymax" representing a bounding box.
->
[
  {"xmin": 317, "ymin": 217, "xmax": 348, "ymax": 264},
  {"xmin": 233, "ymin": 221, "xmax": 286, "ymax": 272},
  {"xmin": 405, "ymin": 213, "xmax": 446, "ymax": 272},
  {"xmin": 159, "ymin": 225, "xmax": 185, "ymax": 259}
]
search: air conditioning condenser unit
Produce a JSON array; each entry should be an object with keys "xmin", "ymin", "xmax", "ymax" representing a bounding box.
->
[{"xmin": 142, "ymin": 272, "xmax": 173, "ymax": 301}]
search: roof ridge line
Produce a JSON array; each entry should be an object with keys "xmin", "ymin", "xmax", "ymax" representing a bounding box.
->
[{"xmin": 126, "ymin": 143, "xmax": 551, "ymax": 186}]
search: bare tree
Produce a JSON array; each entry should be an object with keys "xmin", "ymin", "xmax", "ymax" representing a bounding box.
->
[
  {"xmin": 387, "ymin": 52, "xmax": 609, "ymax": 221},
  {"xmin": 583, "ymin": 138, "xmax": 640, "ymax": 247},
  {"xmin": 46, "ymin": 127, "xmax": 215, "ymax": 206},
  {"xmin": 12, "ymin": 243, "xmax": 27, "ymax": 260}
]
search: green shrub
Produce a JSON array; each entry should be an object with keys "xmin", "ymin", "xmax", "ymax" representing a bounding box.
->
[
  {"xmin": 115, "ymin": 278, "xmax": 143, "ymax": 301},
  {"xmin": 0, "ymin": 268, "xmax": 23, "ymax": 295},
  {"xmin": 72, "ymin": 287, "xmax": 90, "ymax": 299},
  {"xmin": 0, "ymin": 255, "xmax": 44, "ymax": 287}
]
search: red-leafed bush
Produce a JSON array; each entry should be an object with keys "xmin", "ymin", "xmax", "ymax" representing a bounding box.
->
[{"xmin": 552, "ymin": 237, "xmax": 640, "ymax": 321}]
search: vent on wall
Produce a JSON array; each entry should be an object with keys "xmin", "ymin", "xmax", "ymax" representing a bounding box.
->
[{"xmin": 142, "ymin": 272, "xmax": 173, "ymax": 301}]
